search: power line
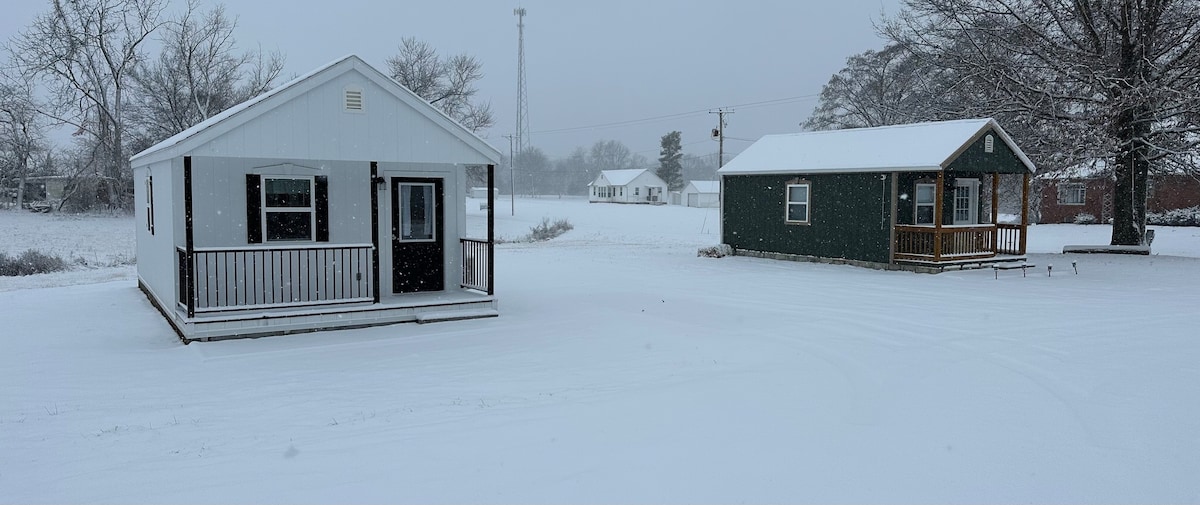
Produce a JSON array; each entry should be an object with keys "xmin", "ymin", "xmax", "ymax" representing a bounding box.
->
[{"xmin": 529, "ymin": 93, "xmax": 821, "ymax": 136}]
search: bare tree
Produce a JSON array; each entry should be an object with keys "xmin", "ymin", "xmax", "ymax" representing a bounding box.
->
[
  {"xmin": 128, "ymin": 1, "xmax": 284, "ymax": 151},
  {"xmin": 805, "ymin": 44, "xmax": 939, "ymax": 130},
  {"xmin": 10, "ymin": 0, "xmax": 166, "ymax": 209},
  {"xmin": 885, "ymin": 0, "xmax": 1200, "ymax": 245},
  {"xmin": 0, "ymin": 75, "xmax": 45, "ymax": 210},
  {"xmin": 385, "ymin": 37, "xmax": 494, "ymax": 132}
]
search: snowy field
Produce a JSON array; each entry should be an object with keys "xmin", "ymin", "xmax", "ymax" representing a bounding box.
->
[{"xmin": 2, "ymin": 199, "xmax": 1199, "ymax": 503}]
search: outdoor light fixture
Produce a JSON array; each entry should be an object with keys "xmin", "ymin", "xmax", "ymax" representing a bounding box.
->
[{"xmin": 372, "ymin": 176, "xmax": 386, "ymax": 189}]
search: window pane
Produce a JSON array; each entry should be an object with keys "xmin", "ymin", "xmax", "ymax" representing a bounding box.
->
[
  {"xmin": 401, "ymin": 184, "xmax": 435, "ymax": 240},
  {"xmin": 916, "ymin": 184, "xmax": 935, "ymax": 204},
  {"xmin": 916, "ymin": 205, "xmax": 934, "ymax": 224},
  {"xmin": 788, "ymin": 203, "xmax": 808, "ymax": 222},
  {"xmin": 788, "ymin": 185, "xmax": 808, "ymax": 203},
  {"xmin": 265, "ymin": 178, "xmax": 311, "ymax": 208},
  {"xmin": 266, "ymin": 212, "xmax": 312, "ymax": 240}
]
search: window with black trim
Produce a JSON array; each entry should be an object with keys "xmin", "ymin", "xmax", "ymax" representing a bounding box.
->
[
  {"xmin": 1057, "ymin": 183, "xmax": 1085, "ymax": 205},
  {"xmin": 264, "ymin": 177, "xmax": 314, "ymax": 241},
  {"xmin": 145, "ymin": 175, "xmax": 155, "ymax": 234},
  {"xmin": 915, "ymin": 183, "xmax": 936, "ymax": 224},
  {"xmin": 398, "ymin": 182, "xmax": 436, "ymax": 242},
  {"xmin": 785, "ymin": 181, "xmax": 810, "ymax": 224}
]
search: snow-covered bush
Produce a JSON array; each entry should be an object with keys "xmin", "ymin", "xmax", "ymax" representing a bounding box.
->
[
  {"xmin": 1073, "ymin": 213, "xmax": 1097, "ymax": 225},
  {"xmin": 1147, "ymin": 206, "xmax": 1200, "ymax": 227},
  {"xmin": 0, "ymin": 249, "xmax": 68, "ymax": 276},
  {"xmin": 526, "ymin": 218, "xmax": 573, "ymax": 241},
  {"xmin": 697, "ymin": 244, "xmax": 733, "ymax": 258}
]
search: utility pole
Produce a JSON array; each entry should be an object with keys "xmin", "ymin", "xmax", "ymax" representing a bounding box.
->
[
  {"xmin": 514, "ymin": 8, "xmax": 529, "ymax": 155},
  {"xmin": 503, "ymin": 134, "xmax": 515, "ymax": 215},
  {"xmin": 710, "ymin": 108, "xmax": 734, "ymax": 168}
]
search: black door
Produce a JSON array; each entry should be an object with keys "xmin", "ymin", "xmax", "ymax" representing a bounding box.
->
[{"xmin": 391, "ymin": 177, "xmax": 444, "ymax": 293}]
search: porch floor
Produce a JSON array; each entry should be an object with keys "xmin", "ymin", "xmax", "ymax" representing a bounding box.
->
[
  {"xmin": 172, "ymin": 288, "xmax": 497, "ymax": 342},
  {"xmin": 894, "ymin": 254, "xmax": 1028, "ymax": 272}
]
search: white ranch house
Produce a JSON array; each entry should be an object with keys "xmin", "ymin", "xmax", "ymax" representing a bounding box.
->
[
  {"xmin": 132, "ymin": 55, "xmax": 501, "ymax": 342},
  {"xmin": 681, "ymin": 180, "xmax": 720, "ymax": 208},
  {"xmin": 588, "ymin": 169, "xmax": 668, "ymax": 204}
]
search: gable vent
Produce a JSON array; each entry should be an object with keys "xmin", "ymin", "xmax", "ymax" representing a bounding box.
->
[
  {"xmin": 984, "ymin": 134, "xmax": 995, "ymax": 153},
  {"xmin": 344, "ymin": 88, "xmax": 364, "ymax": 112}
]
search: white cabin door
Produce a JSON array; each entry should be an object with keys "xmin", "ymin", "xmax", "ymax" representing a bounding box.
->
[{"xmin": 953, "ymin": 178, "xmax": 980, "ymax": 225}]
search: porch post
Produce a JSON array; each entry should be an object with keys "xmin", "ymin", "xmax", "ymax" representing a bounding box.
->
[
  {"xmin": 487, "ymin": 164, "xmax": 495, "ymax": 296},
  {"xmin": 934, "ymin": 171, "xmax": 944, "ymax": 261},
  {"xmin": 1020, "ymin": 172, "xmax": 1030, "ymax": 255},
  {"xmin": 183, "ymin": 156, "xmax": 195, "ymax": 319},
  {"xmin": 889, "ymin": 172, "xmax": 898, "ymax": 264},
  {"xmin": 991, "ymin": 172, "xmax": 1000, "ymax": 250},
  {"xmin": 370, "ymin": 161, "xmax": 380, "ymax": 303}
]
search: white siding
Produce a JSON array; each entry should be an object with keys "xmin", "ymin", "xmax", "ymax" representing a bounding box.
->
[
  {"xmin": 180, "ymin": 73, "xmax": 492, "ymax": 166},
  {"xmin": 134, "ymin": 159, "xmax": 178, "ymax": 309}
]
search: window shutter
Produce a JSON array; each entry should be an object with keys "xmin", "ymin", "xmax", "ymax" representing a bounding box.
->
[
  {"xmin": 315, "ymin": 175, "xmax": 329, "ymax": 242},
  {"xmin": 246, "ymin": 174, "xmax": 262, "ymax": 243}
]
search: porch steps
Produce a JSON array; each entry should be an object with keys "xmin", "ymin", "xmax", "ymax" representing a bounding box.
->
[{"xmin": 416, "ymin": 308, "xmax": 500, "ymax": 324}]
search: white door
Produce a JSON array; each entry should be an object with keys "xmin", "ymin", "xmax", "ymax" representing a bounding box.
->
[{"xmin": 953, "ymin": 179, "xmax": 980, "ymax": 225}]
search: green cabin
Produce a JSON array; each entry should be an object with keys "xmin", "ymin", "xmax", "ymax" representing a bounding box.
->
[{"xmin": 717, "ymin": 118, "xmax": 1037, "ymax": 271}]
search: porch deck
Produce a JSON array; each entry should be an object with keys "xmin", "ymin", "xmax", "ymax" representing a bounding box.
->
[
  {"xmin": 894, "ymin": 223, "xmax": 1027, "ymax": 265},
  {"xmin": 166, "ymin": 289, "xmax": 497, "ymax": 342}
]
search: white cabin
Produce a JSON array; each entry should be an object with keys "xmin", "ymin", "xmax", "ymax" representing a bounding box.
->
[
  {"xmin": 681, "ymin": 180, "xmax": 720, "ymax": 208},
  {"xmin": 131, "ymin": 55, "xmax": 502, "ymax": 342},
  {"xmin": 588, "ymin": 169, "xmax": 668, "ymax": 204}
]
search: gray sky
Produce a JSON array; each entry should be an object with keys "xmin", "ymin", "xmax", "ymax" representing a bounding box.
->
[{"xmin": 5, "ymin": 0, "xmax": 901, "ymax": 161}]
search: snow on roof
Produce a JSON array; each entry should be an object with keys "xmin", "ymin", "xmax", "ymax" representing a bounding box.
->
[
  {"xmin": 131, "ymin": 55, "xmax": 352, "ymax": 163},
  {"xmin": 687, "ymin": 181, "xmax": 720, "ymax": 193},
  {"xmin": 130, "ymin": 54, "xmax": 500, "ymax": 165},
  {"xmin": 599, "ymin": 169, "xmax": 649, "ymax": 186},
  {"xmin": 717, "ymin": 118, "xmax": 1036, "ymax": 175}
]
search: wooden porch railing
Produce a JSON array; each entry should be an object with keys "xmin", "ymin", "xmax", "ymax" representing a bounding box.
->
[
  {"xmin": 461, "ymin": 238, "xmax": 492, "ymax": 294},
  {"xmin": 995, "ymin": 223, "xmax": 1026, "ymax": 255},
  {"xmin": 178, "ymin": 244, "xmax": 374, "ymax": 313},
  {"xmin": 895, "ymin": 225, "xmax": 1002, "ymax": 262}
]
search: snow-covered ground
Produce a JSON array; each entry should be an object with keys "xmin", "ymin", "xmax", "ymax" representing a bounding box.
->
[{"xmin": 2, "ymin": 200, "xmax": 1199, "ymax": 503}]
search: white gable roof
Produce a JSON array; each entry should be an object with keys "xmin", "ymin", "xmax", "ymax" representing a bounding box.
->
[
  {"xmin": 718, "ymin": 118, "xmax": 1035, "ymax": 175},
  {"xmin": 685, "ymin": 181, "xmax": 720, "ymax": 193},
  {"xmin": 131, "ymin": 54, "xmax": 501, "ymax": 166},
  {"xmin": 596, "ymin": 169, "xmax": 650, "ymax": 186}
]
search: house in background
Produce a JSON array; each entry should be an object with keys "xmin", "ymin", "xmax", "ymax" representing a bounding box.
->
[
  {"xmin": 718, "ymin": 118, "xmax": 1036, "ymax": 271},
  {"xmin": 132, "ymin": 55, "xmax": 501, "ymax": 342},
  {"xmin": 588, "ymin": 169, "xmax": 668, "ymax": 204},
  {"xmin": 681, "ymin": 180, "xmax": 720, "ymax": 208},
  {"xmin": 1038, "ymin": 159, "xmax": 1200, "ymax": 223}
]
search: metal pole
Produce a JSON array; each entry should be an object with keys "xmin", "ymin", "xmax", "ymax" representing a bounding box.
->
[{"xmin": 503, "ymin": 134, "xmax": 515, "ymax": 216}]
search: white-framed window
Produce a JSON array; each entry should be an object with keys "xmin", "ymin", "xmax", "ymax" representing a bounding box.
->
[
  {"xmin": 1058, "ymin": 183, "xmax": 1086, "ymax": 205},
  {"xmin": 397, "ymin": 182, "xmax": 436, "ymax": 242},
  {"xmin": 915, "ymin": 183, "xmax": 936, "ymax": 224},
  {"xmin": 263, "ymin": 176, "xmax": 315, "ymax": 241},
  {"xmin": 144, "ymin": 175, "xmax": 154, "ymax": 235},
  {"xmin": 634, "ymin": 187, "xmax": 640, "ymax": 196},
  {"xmin": 785, "ymin": 181, "xmax": 810, "ymax": 224}
]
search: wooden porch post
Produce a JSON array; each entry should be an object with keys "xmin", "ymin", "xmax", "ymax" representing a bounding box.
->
[
  {"xmin": 1020, "ymin": 172, "xmax": 1030, "ymax": 255},
  {"xmin": 487, "ymin": 164, "xmax": 495, "ymax": 296},
  {"xmin": 991, "ymin": 173, "xmax": 1000, "ymax": 250},
  {"xmin": 183, "ymin": 156, "xmax": 195, "ymax": 319},
  {"xmin": 934, "ymin": 171, "xmax": 944, "ymax": 261},
  {"xmin": 370, "ymin": 161, "xmax": 380, "ymax": 304}
]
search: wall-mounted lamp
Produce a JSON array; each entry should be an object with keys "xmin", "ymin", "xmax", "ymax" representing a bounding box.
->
[{"xmin": 372, "ymin": 176, "xmax": 386, "ymax": 189}]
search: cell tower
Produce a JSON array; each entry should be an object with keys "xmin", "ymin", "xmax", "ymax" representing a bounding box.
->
[{"xmin": 514, "ymin": 7, "xmax": 529, "ymax": 154}]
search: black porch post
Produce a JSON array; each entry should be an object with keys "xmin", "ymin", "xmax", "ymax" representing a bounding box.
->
[
  {"xmin": 370, "ymin": 161, "xmax": 380, "ymax": 303},
  {"xmin": 183, "ymin": 156, "xmax": 195, "ymax": 318},
  {"xmin": 487, "ymin": 164, "xmax": 495, "ymax": 296}
]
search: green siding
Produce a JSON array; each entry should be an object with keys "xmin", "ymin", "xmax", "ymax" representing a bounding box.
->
[
  {"xmin": 948, "ymin": 128, "xmax": 1029, "ymax": 175},
  {"xmin": 722, "ymin": 173, "xmax": 893, "ymax": 264}
]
